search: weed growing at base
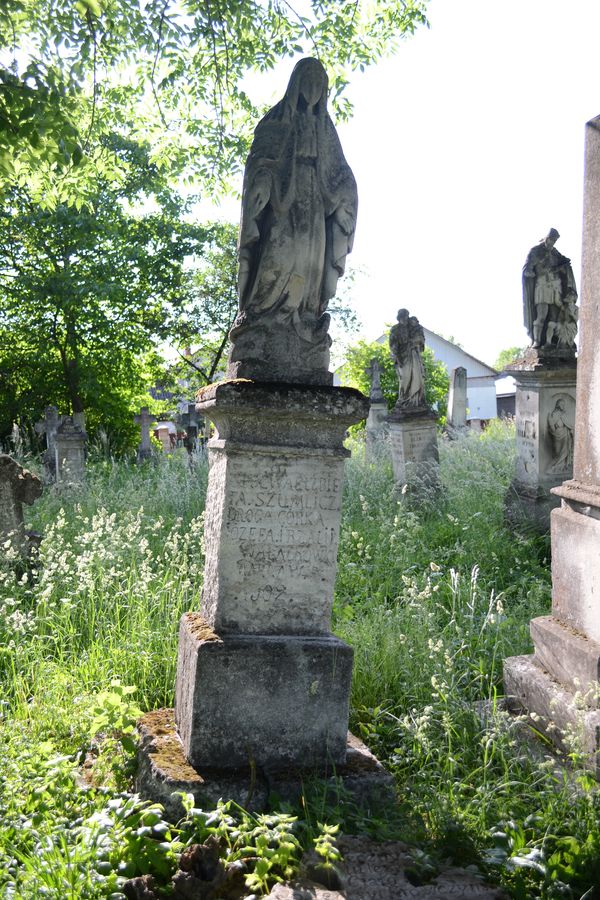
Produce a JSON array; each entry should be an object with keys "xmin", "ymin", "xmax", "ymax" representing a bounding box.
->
[{"xmin": 0, "ymin": 428, "xmax": 598, "ymax": 898}]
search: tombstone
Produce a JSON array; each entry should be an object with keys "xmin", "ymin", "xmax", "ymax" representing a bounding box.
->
[
  {"xmin": 154, "ymin": 425, "xmax": 172, "ymax": 453},
  {"xmin": 34, "ymin": 406, "xmax": 61, "ymax": 481},
  {"xmin": 505, "ymin": 229, "xmax": 578, "ymax": 530},
  {"xmin": 137, "ymin": 59, "xmax": 382, "ymax": 815},
  {"xmin": 387, "ymin": 309, "xmax": 439, "ymax": 487},
  {"xmin": 181, "ymin": 403, "xmax": 199, "ymax": 458},
  {"xmin": 503, "ymin": 114, "xmax": 600, "ymax": 773},
  {"xmin": 447, "ymin": 366, "xmax": 468, "ymax": 433},
  {"xmin": 134, "ymin": 407, "xmax": 156, "ymax": 462},
  {"xmin": 54, "ymin": 417, "xmax": 86, "ymax": 484},
  {"xmin": 365, "ymin": 359, "xmax": 389, "ymax": 462},
  {"xmin": 0, "ymin": 455, "xmax": 43, "ymax": 557}
]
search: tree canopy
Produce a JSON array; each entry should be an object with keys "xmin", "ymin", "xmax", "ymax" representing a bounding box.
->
[
  {"xmin": 0, "ymin": 135, "xmax": 214, "ymax": 444},
  {"xmin": 0, "ymin": 0, "xmax": 429, "ymax": 204}
]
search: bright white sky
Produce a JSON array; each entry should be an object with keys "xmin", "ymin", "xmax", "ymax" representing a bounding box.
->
[{"xmin": 204, "ymin": 0, "xmax": 600, "ymax": 368}]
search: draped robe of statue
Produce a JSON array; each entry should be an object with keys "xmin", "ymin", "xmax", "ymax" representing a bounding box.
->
[{"xmin": 227, "ymin": 58, "xmax": 358, "ymax": 384}]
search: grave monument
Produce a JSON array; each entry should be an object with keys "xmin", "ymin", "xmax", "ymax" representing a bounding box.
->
[
  {"xmin": 387, "ymin": 309, "xmax": 439, "ymax": 485},
  {"xmin": 54, "ymin": 417, "xmax": 86, "ymax": 484},
  {"xmin": 34, "ymin": 405, "xmax": 61, "ymax": 481},
  {"xmin": 365, "ymin": 358, "xmax": 389, "ymax": 462},
  {"xmin": 134, "ymin": 407, "xmax": 157, "ymax": 462},
  {"xmin": 503, "ymin": 114, "xmax": 600, "ymax": 772},
  {"xmin": 0, "ymin": 455, "xmax": 43, "ymax": 557},
  {"xmin": 447, "ymin": 366, "xmax": 468, "ymax": 433},
  {"xmin": 506, "ymin": 228, "xmax": 578, "ymax": 529},
  {"xmin": 137, "ymin": 59, "xmax": 387, "ymax": 815},
  {"xmin": 181, "ymin": 403, "xmax": 199, "ymax": 458}
]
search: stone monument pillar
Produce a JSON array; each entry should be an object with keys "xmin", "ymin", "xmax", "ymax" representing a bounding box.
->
[
  {"xmin": 0, "ymin": 455, "xmax": 43, "ymax": 557},
  {"xmin": 365, "ymin": 358, "xmax": 388, "ymax": 462},
  {"xmin": 447, "ymin": 366, "xmax": 468, "ymax": 433},
  {"xmin": 54, "ymin": 417, "xmax": 86, "ymax": 484},
  {"xmin": 505, "ymin": 227, "xmax": 578, "ymax": 530},
  {"xmin": 387, "ymin": 309, "xmax": 439, "ymax": 486},
  {"xmin": 503, "ymin": 115, "xmax": 600, "ymax": 772},
  {"xmin": 134, "ymin": 407, "xmax": 156, "ymax": 462},
  {"xmin": 137, "ymin": 60, "xmax": 386, "ymax": 813}
]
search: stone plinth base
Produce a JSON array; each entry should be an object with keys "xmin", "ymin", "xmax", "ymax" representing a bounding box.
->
[
  {"xmin": 365, "ymin": 402, "xmax": 389, "ymax": 463},
  {"xmin": 387, "ymin": 410, "xmax": 439, "ymax": 487},
  {"xmin": 503, "ymin": 654, "xmax": 600, "ymax": 774},
  {"xmin": 506, "ymin": 357, "xmax": 576, "ymax": 531},
  {"xmin": 175, "ymin": 613, "xmax": 353, "ymax": 770},
  {"xmin": 136, "ymin": 708, "xmax": 395, "ymax": 822},
  {"xmin": 504, "ymin": 481, "xmax": 560, "ymax": 532},
  {"xmin": 196, "ymin": 382, "xmax": 368, "ymax": 636}
]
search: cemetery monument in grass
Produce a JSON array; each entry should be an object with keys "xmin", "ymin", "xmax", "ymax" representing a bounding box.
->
[
  {"xmin": 0, "ymin": 455, "xmax": 42, "ymax": 558},
  {"xmin": 506, "ymin": 228, "xmax": 578, "ymax": 529},
  {"xmin": 504, "ymin": 114, "xmax": 600, "ymax": 773},
  {"xmin": 387, "ymin": 309, "xmax": 439, "ymax": 486},
  {"xmin": 137, "ymin": 59, "xmax": 393, "ymax": 815},
  {"xmin": 365, "ymin": 357, "xmax": 389, "ymax": 462},
  {"xmin": 447, "ymin": 366, "xmax": 468, "ymax": 433},
  {"xmin": 134, "ymin": 407, "xmax": 157, "ymax": 463},
  {"xmin": 54, "ymin": 417, "xmax": 86, "ymax": 484}
]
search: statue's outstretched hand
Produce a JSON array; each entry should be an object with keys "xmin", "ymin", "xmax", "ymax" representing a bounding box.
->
[{"xmin": 335, "ymin": 205, "xmax": 354, "ymax": 236}]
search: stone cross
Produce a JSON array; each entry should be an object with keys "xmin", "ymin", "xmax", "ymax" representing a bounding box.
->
[
  {"xmin": 34, "ymin": 406, "xmax": 61, "ymax": 481},
  {"xmin": 504, "ymin": 113, "xmax": 600, "ymax": 772},
  {"xmin": 134, "ymin": 407, "xmax": 156, "ymax": 462},
  {"xmin": 54, "ymin": 417, "xmax": 86, "ymax": 484},
  {"xmin": 0, "ymin": 455, "xmax": 43, "ymax": 556},
  {"xmin": 447, "ymin": 366, "xmax": 468, "ymax": 430},
  {"xmin": 182, "ymin": 403, "xmax": 199, "ymax": 457}
]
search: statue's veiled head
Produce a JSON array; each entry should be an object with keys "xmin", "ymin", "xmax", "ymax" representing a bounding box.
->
[
  {"xmin": 286, "ymin": 58, "xmax": 328, "ymax": 112},
  {"xmin": 396, "ymin": 308, "xmax": 409, "ymax": 323}
]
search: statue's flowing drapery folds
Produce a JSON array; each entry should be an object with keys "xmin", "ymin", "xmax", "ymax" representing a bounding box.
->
[{"xmin": 227, "ymin": 58, "xmax": 358, "ymax": 385}]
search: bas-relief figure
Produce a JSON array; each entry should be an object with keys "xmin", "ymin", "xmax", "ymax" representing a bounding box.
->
[
  {"xmin": 547, "ymin": 397, "xmax": 574, "ymax": 473},
  {"xmin": 227, "ymin": 57, "xmax": 358, "ymax": 384},
  {"xmin": 522, "ymin": 228, "xmax": 578, "ymax": 351},
  {"xmin": 389, "ymin": 309, "xmax": 427, "ymax": 410}
]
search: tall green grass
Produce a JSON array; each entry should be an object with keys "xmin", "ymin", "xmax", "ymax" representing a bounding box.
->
[{"xmin": 1, "ymin": 430, "xmax": 598, "ymax": 898}]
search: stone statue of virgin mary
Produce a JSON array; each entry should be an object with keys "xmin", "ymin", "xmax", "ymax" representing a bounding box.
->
[{"xmin": 227, "ymin": 57, "xmax": 358, "ymax": 385}]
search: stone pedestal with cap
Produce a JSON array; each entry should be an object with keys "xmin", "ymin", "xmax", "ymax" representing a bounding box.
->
[
  {"xmin": 504, "ymin": 114, "xmax": 600, "ymax": 773},
  {"xmin": 54, "ymin": 417, "xmax": 86, "ymax": 484},
  {"xmin": 505, "ymin": 350, "xmax": 576, "ymax": 531},
  {"xmin": 365, "ymin": 359, "xmax": 389, "ymax": 462}
]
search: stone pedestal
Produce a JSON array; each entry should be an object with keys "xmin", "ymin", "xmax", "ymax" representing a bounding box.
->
[
  {"xmin": 504, "ymin": 114, "xmax": 600, "ymax": 774},
  {"xmin": 365, "ymin": 401, "xmax": 389, "ymax": 462},
  {"xmin": 387, "ymin": 407, "xmax": 439, "ymax": 487},
  {"xmin": 173, "ymin": 382, "xmax": 367, "ymax": 769},
  {"xmin": 505, "ymin": 350, "xmax": 576, "ymax": 530},
  {"xmin": 54, "ymin": 418, "xmax": 86, "ymax": 484}
]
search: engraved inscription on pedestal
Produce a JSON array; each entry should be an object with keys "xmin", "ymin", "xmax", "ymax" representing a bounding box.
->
[{"xmin": 202, "ymin": 451, "xmax": 344, "ymax": 636}]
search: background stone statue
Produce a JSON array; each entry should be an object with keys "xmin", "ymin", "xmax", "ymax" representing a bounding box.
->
[
  {"xmin": 368, "ymin": 358, "xmax": 385, "ymax": 403},
  {"xmin": 522, "ymin": 228, "xmax": 578, "ymax": 351},
  {"xmin": 227, "ymin": 57, "xmax": 358, "ymax": 385},
  {"xmin": 389, "ymin": 309, "xmax": 427, "ymax": 410}
]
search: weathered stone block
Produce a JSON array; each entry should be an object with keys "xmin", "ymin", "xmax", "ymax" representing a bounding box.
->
[
  {"xmin": 503, "ymin": 654, "xmax": 600, "ymax": 772},
  {"xmin": 531, "ymin": 616, "xmax": 600, "ymax": 704},
  {"xmin": 175, "ymin": 613, "xmax": 353, "ymax": 770},
  {"xmin": 387, "ymin": 415, "xmax": 439, "ymax": 486},
  {"xmin": 197, "ymin": 382, "xmax": 368, "ymax": 636},
  {"xmin": 551, "ymin": 503, "xmax": 600, "ymax": 643}
]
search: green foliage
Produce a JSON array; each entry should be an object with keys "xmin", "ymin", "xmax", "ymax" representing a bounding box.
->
[
  {"xmin": 494, "ymin": 346, "xmax": 527, "ymax": 371},
  {"xmin": 3, "ymin": 437, "xmax": 600, "ymax": 897},
  {"xmin": 339, "ymin": 335, "xmax": 450, "ymax": 422},
  {"xmin": 0, "ymin": 0, "xmax": 430, "ymax": 205},
  {"xmin": 0, "ymin": 137, "xmax": 216, "ymax": 446}
]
